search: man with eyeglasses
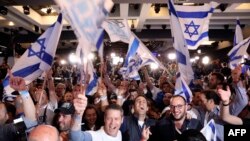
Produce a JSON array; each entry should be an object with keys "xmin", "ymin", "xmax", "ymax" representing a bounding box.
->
[{"xmin": 149, "ymin": 95, "xmax": 202, "ymax": 141}]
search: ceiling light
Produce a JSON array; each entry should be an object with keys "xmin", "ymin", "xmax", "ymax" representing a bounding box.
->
[
  {"xmin": 168, "ymin": 53, "xmax": 176, "ymax": 60},
  {"xmin": 201, "ymin": 41, "xmax": 215, "ymax": 45},
  {"xmin": 183, "ymin": 3, "xmax": 195, "ymax": 6},
  {"xmin": 23, "ymin": 6, "xmax": 30, "ymax": 15},
  {"xmin": 41, "ymin": 7, "xmax": 56, "ymax": 14},
  {"xmin": 235, "ymin": 3, "xmax": 250, "ymax": 10},
  {"xmin": 9, "ymin": 21, "xmax": 14, "ymax": 26}
]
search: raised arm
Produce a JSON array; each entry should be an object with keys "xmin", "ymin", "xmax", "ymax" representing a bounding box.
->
[
  {"xmin": 46, "ymin": 69, "xmax": 58, "ymax": 105},
  {"xmin": 9, "ymin": 74, "xmax": 36, "ymax": 121},
  {"xmin": 217, "ymin": 87, "xmax": 243, "ymax": 125}
]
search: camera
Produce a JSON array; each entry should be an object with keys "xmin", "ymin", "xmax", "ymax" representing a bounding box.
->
[{"xmin": 13, "ymin": 117, "xmax": 27, "ymax": 140}]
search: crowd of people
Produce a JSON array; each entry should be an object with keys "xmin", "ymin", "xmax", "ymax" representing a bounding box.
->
[{"xmin": 0, "ymin": 56, "xmax": 250, "ymax": 141}]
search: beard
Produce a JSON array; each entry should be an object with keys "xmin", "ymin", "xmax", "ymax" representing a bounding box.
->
[{"xmin": 172, "ymin": 112, "xmax": 186, "ymax": 121}]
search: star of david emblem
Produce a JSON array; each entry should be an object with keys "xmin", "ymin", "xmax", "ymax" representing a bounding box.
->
[
  {"xmin": 28, "ymin": 38, "xmax": 46, "ymax": 59},
  {"xmin": 184, "ymin": 21, "xmax": 200, "ymax": 38}
]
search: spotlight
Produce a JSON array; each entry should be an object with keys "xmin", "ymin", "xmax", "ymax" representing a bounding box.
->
[
  {"xmin": 224, "ymin": 24, "xmax": 229, "ymax": 30},
  {"xmin": 46, "ymin": 8, "xmax": 52, "ymax": 14},
  {"xmin": 154, "ymin": 4, "xmax": 161, "ymax": 13},
  {"xmin": 0, "ymin": 6, "xmax": 8, "ymax": 15},
  {"xmin": 111, "ymin": 5, "xmax": 116, "ymax": 13},
  {"xmin": 134, "ymin": 4, "xmax": 139, "ymax": 10},
  {"xmin": 34, "ymin": 25, "xmax": 39, "ymax": 32},
  {"xmin": 23, "ymin": 6, "xmax": 30, "ymax": 15},
  {"xmin": 146, "ymin": 25, "xmax": 151, "ymax": 30},
  {"xmin": 66, "ymin": 26, "xmax": 71, "ymax": 30},
  {"xmin": 219, "ymin": 4, "xmax": 228, "ymax": 12},
  {"xmin": 131, "ymin": 20, "xmax": 135, "ymax": 29},
  {"xmin": 162, "ymin": 25, "xmax": 166, "ymax": 29}
]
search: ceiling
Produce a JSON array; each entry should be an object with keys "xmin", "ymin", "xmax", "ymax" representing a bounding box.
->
[{"xmin": 0, "ymin": 0, "xmax": 250, "ymax": 61}]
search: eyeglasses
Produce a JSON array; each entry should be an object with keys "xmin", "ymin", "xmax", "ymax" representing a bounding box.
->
[{"xmin": 170, "ymin": 104, "xmax": 185, "ymax": 110}]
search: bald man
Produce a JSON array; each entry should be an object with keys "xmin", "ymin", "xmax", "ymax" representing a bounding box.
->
[{"xmin": 28, "ymin": 125, "xmax": 59, "ymax": 141}]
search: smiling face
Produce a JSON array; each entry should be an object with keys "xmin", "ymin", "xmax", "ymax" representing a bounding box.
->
[
  {"xmin": 104, "ymin": 109, "xmax": 123, "ymax": 137},
  {"xmin": 84, "ymin": 108, "xmax": 97, "ymax": 127},
  {"xmin": 134, "ymin": 96, "xmax": 148, "ymax": 115},
  {"xmin": 170, "ymin": 96, "xmax": 187, "ymax": 121}
]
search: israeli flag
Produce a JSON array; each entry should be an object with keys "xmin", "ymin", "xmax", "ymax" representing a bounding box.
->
[
  {"xmin": 76, "ymin": 42, "xmax": 98, "ymax": 96},
  {"xmin": 168, "ymin": 0, "xmax": 218, "ymax": 50},
  {"xmin": 102, "ymin": 19, "xmax": 131, "ymax": 44},
  {"xmin": 228, "ymin": 37, "xmax": 250, "ymax": 69},
  {"xmin": 120, "ymin": 33, "xmax": 165, "ymax": 80},
  {"xmin": 54, "ymin": 0, "xmax": 113, "ymax": 59},
  {"xmin": 168, "ymin": 0, "xmax": 194, "ymax": 85},
  {"xmin": 234, "ymin": 19, "xmax": 243, "ymax": 46},
  {"xmin": 175, "ymin": 72, "xmax": 193, "ymax": 103},
  {"xmin": 3, "ymin": 14, "xmax": 63, "ymax": 95},
  {"xmin": 201, "ymin": 119, "xmax": 217, "ymax": 141}
]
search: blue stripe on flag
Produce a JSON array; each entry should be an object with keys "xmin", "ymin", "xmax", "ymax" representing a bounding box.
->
[
  {"xmin": 169, "ymin": 0, "xmax": 214, "ymax": 18},
  {"xmin": 176, "ymin": 50, "xmax": 186, "ymax": 65},
  {"xmin": 176, "ymin": 8, "xmax": 214, "ymax": 18},
  {"xmin": 208, "ymin": 121, "xmax": 216, "ymax": 134},
  {"xmin": 86, "ymin": 73, "xmax": 98, "ymax": 95},
  {"xmin": 50, "ymin": 13, "xmax": 62, "ymax": 27},
  {"xmin": 185, "ymin": 32, "xmax": 208, "ymax": 46},
  {"xmin": 124, "ymin": 38, "xmax": 140, "ymax": 66},
  {"xmin": 96, "ymin": 31, "xmax": 104, "ymax": 50},
  {"xmin": 3, "ymin": 63, "xmax": 40, "ymax": 87},
  {"xmin": 42, "ymin": 52, "xmax": 53, "ymax": 66},
  {"xmin": 169, "ymin": 0, "xmax": 177, "ymax": 17},
  {"xmin": 181, "ymin": 81, "xmax": 191, "ymax": 103}
]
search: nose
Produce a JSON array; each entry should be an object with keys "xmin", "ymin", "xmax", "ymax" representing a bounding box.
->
[{"xmin": 58, "ymin": 115, "xmax": 64, "ymax": 122}]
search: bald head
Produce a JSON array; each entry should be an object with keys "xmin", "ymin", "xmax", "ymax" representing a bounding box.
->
[{"xmin": 28, "ymin": 125, "xmax": 59, "ymax": 141}]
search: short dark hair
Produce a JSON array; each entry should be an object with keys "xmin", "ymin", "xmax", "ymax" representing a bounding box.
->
[
  {"xmin": 104, "ymin": 104, "xmax": 123, "ymax": 117},
  {"xmin": 170, "ymin": 95, "xmax": 187, "ymax": 104},
  {"xmin": 202, "ymin": 90, "xmax": 221, "ymax": 105},
  {"xmin": 211, "ymin": 72, "xmax": 225, "ymax": 83}
]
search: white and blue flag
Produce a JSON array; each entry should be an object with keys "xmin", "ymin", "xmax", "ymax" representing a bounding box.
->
[
  {"xmin": 120, "ymin": 33, "xmax": 165, "ymax": 80},
  {"xmin": 168, "ymin": 0, "xmax": 218, "ymax": 50},
  {"xmin": 168, "ymin": 0, "xmax": 194, "ymax": 84},
  {"xmin": 234, "ymin": 19, "xmax": 243, "ymax": 46},
  {"xmin": 175, "ymin": 72, "xmax": 193, "ymax": 103},
  {"xmin": 76, "ymin": 41, "xmax": 98, "ymax": 96},
  {"xmin": 3, "ymin": 14, "xmax": 63, "ymax": 94},
  {"xmin": 54, "ymin": 0, "xmax": 113, "ymax": 60},
  {"xmin": 201, "ymin": 119, "xmax": 217, "ymax": 141},
  {"xmin": 102, "ymin": 19, "xmax": 131, "ymax": 44},
  {"xmin": 228, "ymin": 37, "xmax": 250, "ymax": 69}
]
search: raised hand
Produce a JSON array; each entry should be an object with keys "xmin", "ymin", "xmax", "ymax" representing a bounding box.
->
[
  {"xmin": 8, "ymin": 70, "xmax": 27, "ymax": 91},
  {"xmin": 97, "ymin": 82, "xmax": 107, "ymax": 97},
  {"xmin": 73, "ymin": 94, "xmax": 88, "ymax": 116},
  {"xmin": 217, "ymin": 86, "xmax": 231, "ymax": 103},
  {"xmin": 141, "ymin": 126, "xmax": 151, "ymax": 141}
]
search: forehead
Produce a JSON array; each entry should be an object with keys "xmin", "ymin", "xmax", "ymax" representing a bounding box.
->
[
  {"xmin": 170, "ymin": 97, "xmax": 185, "ymax": 104},
  {"xmin": 135, "ymin": 96, "xmax": 146, "ymax": 102},
  {"xmin": 105, "ymin": 109, "xmax": 122, "ymax": 118}
]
